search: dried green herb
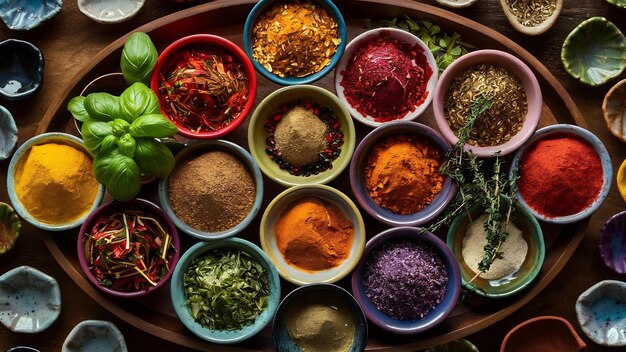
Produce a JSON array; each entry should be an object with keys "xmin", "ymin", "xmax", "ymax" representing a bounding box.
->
[
  {"xmin": 365, "ymin": 16, "xmax": 472, "ymax": 72},
  {"xmin": 183, "ymin": 249, "xmax": 269, "ymax": 331}
]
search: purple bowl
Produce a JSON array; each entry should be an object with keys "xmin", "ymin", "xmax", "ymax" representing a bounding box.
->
[
  {"xmin": 77, "ymin": 198, "xmax": 181, "ymax": 298},
  {"xmin": 433, "ymin": 49, "xmax": 542, "ymax": 158},
  {"xmin": 599, "ymin": 211, "xmax": 626, "ymax": 274},
  {"xmin": 349, "ymin": 121, "xmax": 457, "ymax": 227},
  {"xmin": 350, "ymin": 227, "xmax": 461, "ymax": 334}
]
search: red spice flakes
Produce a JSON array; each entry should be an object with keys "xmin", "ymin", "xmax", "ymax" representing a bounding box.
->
[
  {"xmin": 340, "ymin": 31, "xmax": 432, "ymax": 122},
  {"xmin": 158, "ymin": 47, "xmax": 249, "ymax": 133}
]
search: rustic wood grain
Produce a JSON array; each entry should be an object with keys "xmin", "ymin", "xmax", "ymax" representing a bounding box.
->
[{"xmin": 1, "ymin": 0, "xmax": 625, "ymax": 351}]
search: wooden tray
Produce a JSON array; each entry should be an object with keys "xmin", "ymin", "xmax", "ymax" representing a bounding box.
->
[{"xmin": 38, "ymin": 0, "xmax": 587, "ymax": 350}]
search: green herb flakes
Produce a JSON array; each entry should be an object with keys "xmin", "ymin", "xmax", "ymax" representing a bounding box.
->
[{"xmin": 183, "ymin": 249, "xmax": 270, "ymax": 331}]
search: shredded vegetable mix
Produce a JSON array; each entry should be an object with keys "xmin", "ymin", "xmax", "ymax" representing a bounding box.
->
[
  {"xmin": 85, "ymin": 211, "xmax": 176, "ymax": 292},
  {"xmin": 183, "ymin": 249, "xmax": 270, "ymax": 330}
]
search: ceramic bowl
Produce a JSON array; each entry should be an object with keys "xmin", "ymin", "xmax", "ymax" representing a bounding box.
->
[
  {"xmin": 509, "ymin": 124, "xmax": 613, "ymax": 224},
  {"xmin": 561, "ymin": 17, "xmax": 626, "ymax": 86},
  {"xmin": 0, "ymin": 0, "xmax": 62, "ymax": 30},
  {"xmin": 272, "ymin": 284, "xmax": 368, "ymax": 351},
  {"xmin": 76, "ymin": 198, "xmax": 181, "ymax": 298},
  {"xmin": 446, "ymin": 196, "xmax": 545, "ymax": 298},
  {"xmin": 0, "ymin": 266, "xmax": 61, "ymax": 333},
  {"xmin": 575, "ymin": 280, "xmax": 626, "ymax": 346},
  {"xmin": 248, "ymin": 85, "xmax": 356, "ymax": 187},
  {"xmin": 0, "ymin": 39, "xmax": 44, "ymax": 100},
  {"xmin": 351, "ymin": 227, "xmax": 461, "ymax": 334},
  {"xmin": 435, "ymin": 0, "xmax": 479, "ymax": 8},
  {"xmin": 260, "ymin": 184, "xmax": 366, "ymax": 285},
  {"xmin": 334, "ymin": 27, "xmax": 438, "ymax": 128},
  {"xmin": 0, "ymin": 202, "xmax": 22, "ymax": 255},
  {"xmin": 158, "ymin": 139, "xmax": 263, "ymax": 240},
  {"xmin": 62, "ymin": 320, "xmax": 127, "ymax": 352},
  {"xmin": 607, "ymin": 0, "xmax": 626, "ymax": 8},
  {"xmin": 433, "ymin": 49, "xmax": 541, "ymax": 158},
  {"xmin": 7, "ymin": 132, "xmax": 106, "ymax": 231},
  {"xmin": 349, "ymin": 121, "xmax": 456, "ymax": 227},
  {"xmin": 73, "ymin": 72, "xmax": 128, "ymax": 134},
  {"xmin": 500, "ymin": 0, "xmax": 563, "ymax": 36},
  {"xmin": 243, "ymin": 0, "xmax": 346, "ymax": 85},
  {"xmin": 78, "ymin": 0, "xmax": 145, "ymax": 23},
  {"xmin": 150, "ymin": 34, "xmax": 257, "ymax": 139},
  {"xmin": 500, "ymin": 316, "xmax": 586, "ymax": 352},
  {"xmin": 603, "ymin": 79, "xmax": 626, "ymax": 142},
  {"xmin": 6, "ymin": 347, "xmax": 40, "ymax": 352},
  {"xmin": 599, "ymin": 211, "xmax": 626, "ymax": 274},
  {"xmin": 170, "ymin": 238, "xmax": 281, "ymax": 344},
  {"xmin": 426, "ymin": 339, "xmax": 480, "ymax": 352},
  {"xmin": 0, "ymin": 105, "xmax": 17, "ymax": 160}
]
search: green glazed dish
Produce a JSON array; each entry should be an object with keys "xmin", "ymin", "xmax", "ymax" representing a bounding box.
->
[
  {"xmin": 0, "ymin": 202, "xmax": 22, "ymax": 255},
  {"xmin": 425, "ymin": 339, "xmax": 480, "ymax": 352},
  {"xmin": 561, "ymin": 17, "xmax": 626, "ymax": 86},
  {"xmin": 606, "ymin": 0, "xmax": 626, "ymax": 9}
]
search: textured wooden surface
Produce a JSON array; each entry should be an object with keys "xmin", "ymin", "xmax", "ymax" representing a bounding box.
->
[{"xmin": 0, "ymin": 1, "xmax": 625, "ymax": 351}]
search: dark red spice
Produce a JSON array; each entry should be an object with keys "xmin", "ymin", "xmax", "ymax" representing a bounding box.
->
[
  {"xmin": 340, "ymin": 31, "xmax": 432, "ymax": 122},
  {"xmin": 518, "ymin": 135, "xmax": 603, "ymax": 218},
  {"xmin": 158, "ymin": 47, "xmax": 249, "ymax": 133}
]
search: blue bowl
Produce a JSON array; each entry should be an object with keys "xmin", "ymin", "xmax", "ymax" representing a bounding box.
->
[
  {"xmin": 349, "ymin": 121, "xmax": 457, "ymax": 227},
  {"xmin": 170, "ymin": 239, "xmax": 281, "ymax": 344},
  {"xmin": 0, "ymin": 39, "xmax": 44, "ymax": 100},
  {"xmin": 351, "ymin": 227, "xmax": 461, "ymax": 334},
  {"xmin": 158, "ymin": 139, "xmax": 264, "ymax": 240},
  {"xmin": 272, "ymin": 283, "xmax": 367, "ymax": 351},
  {"xmin": 243, "ymin": 0, "xmax": 347, "ymax": 85},
  {"xmin": 0, "ymin": 0, "xmax": 62, "ymax": 31}
]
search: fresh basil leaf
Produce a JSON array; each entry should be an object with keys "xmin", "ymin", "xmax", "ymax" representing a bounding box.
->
[
  {"xmin": 129, "ymin": 114, "xmax": 178, "ymax": 138},
  {"xmin": 81, "ymin": 121, "xmax": 113, "ymax": 154},
  {"xmin": 120, "ymin": 32, "xmax": 158, "ymax": 86},
  {"xmin": 84, "ymin": 93, "xmax": 120, "ymax": 122},
  {"xmin": 94, "ymin": 152, "xmax": 141, "ymax": 202},
  {"xmin": 134, "ymin": 138, "xmax": 174, "ymax": 177},
  {"xmin": 68, "ymin": 96, "xmax": 91, "ymax": 122},
  {"xmin": 117, "ymin": 133, "xmax": 136, "ymax": 158},
  {"xmin": 119, "ymin": 82, "xmax": 160, "ymax": 122},
  {"xmin": 111, "ymin": 119, "xmax": 131, "ymax": 137},
  {"xmin": 100, "ymin": 135, "xmax": 119, "ymax": 154}
]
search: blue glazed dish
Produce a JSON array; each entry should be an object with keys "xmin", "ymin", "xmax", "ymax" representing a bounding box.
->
[
  {"xmin": 575, "ymin": 280, "xmax": 626, "ymax": 346},
  {"xmin": 0, "ymin": 266, "xmax": 61, "ymax": 333},
  {"xmin": 170, "ymin": 238, "xmax": 281, "ymax": 344},
  {"xmin": 0, "ymin": 0, "xmax": 62, "ymax": 31},
  {"xmin": 62, "ymin": 320, "xmax": 127, "ymax": 352},
  {"xmin": 0, "ymin": 39, "xmax": 44, "ymax": 100},
  {"xmin": 243, "ymin": 0, "xmax": 346, "ymax": 85},
  {"xmin": 272, "ymin": 284, "xmax": 367, "ymax": 351},
  {"xmin": 0, "ymin": 105, "xmax": 18, "ymax": 160},
  {"xmin": 599, "ymin": 211, "xmax": 626, "ymax": 274},
  {"xmin": 351, "ymin": 227, "xmax": 461, "ymax": 334}
]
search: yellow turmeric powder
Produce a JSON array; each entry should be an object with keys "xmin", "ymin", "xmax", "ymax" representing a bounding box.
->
[
  {"xmin": 365, "ymin": 135, "xmax": 444, "ymax": 215},
  {"xmin": 275, "ymin": 197, "xmax": 354, "ymax": 271},
  {"xmin": 14, "ymin": 143, "xmax": 100, "ymax": 225}
]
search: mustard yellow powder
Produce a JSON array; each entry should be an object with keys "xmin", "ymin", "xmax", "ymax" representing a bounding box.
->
[{"xmin": 14, "ymin": 143, "xmax": 99, "ymax": 225}]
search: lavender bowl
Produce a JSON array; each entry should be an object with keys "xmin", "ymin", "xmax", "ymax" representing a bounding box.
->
[
  {"xmin": 349, "ymin": 121, "xmax": 457, "ymax": 227},
  {"xmin": 76, "ymin": 198, "xmax": 180, "ymax": 298},
  {"xmin": 599, "ymin": 211, "xmax": 626, "ymax": 274},
  {"xmin": 350, "ymin": 227, "xmax": 461, "ymax": 334}
]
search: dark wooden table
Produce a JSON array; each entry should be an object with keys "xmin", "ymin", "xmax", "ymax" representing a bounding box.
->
[{"xmin": 1, "ymin": 1, "xmax": 624, "ymax": 351}]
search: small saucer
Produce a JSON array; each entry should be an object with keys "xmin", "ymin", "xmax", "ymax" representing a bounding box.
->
[
  {"xmin": 0, "ymin": 39, "xmax": 44, "ymax": 100},
  {"xmin": 0, "ymin": 106, "xmax": 18, "ymax": 160},
  {"xmin": 0, "ymin": 0, "xmax": 62, "ymax": 30},
  {"xmin": 575, "ymin": 280, "xmax": 626, "ymax": 346},
  {"xmin": 62, "ymin": 320, "xmax": 127, "ymax": 352},
  {"xmin": 78, "ymin": 0, "xmax": 145, "ymax": 24}
]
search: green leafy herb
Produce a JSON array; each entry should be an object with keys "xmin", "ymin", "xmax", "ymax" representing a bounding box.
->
[
  {"xmin": 93, "ymin": 151, "xmax": 142, "ymax": 202},
  {"xmin": 84, "ymin": 92, "xmax": 121, "ymax": 122},
  {"xmin": 183, "ymin": 249, "xmax": 270, "ymax": 331},
  {"xmin": 119, "ymin": 82, "xmax": 160, "ymax": 122},
  {"xmin": 68, "ymin": 96, "xmax": 90, "ymax": 122},
  {"xmin": 365, "ymin": 16, "xmax": 472, "ymax": 72},
  {"xmin": 129, "ymin": 114, "xmax": 179, "ymax": 138},
  {"xmin": 120, "ymin": 32, "xmax": 158, "ymax": 86},
  {"xmin": 134, "ymin": 138, "xmax": 175, "ymax": 177}
]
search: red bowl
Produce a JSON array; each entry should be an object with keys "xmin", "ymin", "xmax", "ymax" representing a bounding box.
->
[{"xmin": 150, "ymin": 34, "xmax": 257, "ymax": 139}]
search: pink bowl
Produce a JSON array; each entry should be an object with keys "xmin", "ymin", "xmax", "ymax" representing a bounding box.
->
[
  {"xmin": 433, "ymin": 49, "xmax": 541, "ymax": 158},
  {"xmin": 150, "ymin": 34, "xmax": 257, "ymax": 139},
  {"xmin": 501, "ymin": 316, "xmax": 586, "ymax": 352}
]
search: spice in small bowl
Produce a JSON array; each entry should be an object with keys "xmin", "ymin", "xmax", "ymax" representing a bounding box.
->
[
  {"xmin": 243, "ymin": 0, "xmax": 346, "ymax": 85},
  {"xmin": 150, "ymin": 34, "xmax": 257, "ymax": 139},
  {"xmin": 335, "ymin": 28, "xmax": 438, "ymax": 127}
]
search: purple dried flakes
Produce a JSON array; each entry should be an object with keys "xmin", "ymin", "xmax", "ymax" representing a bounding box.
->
[{"xmin": 363, "ymin": 239, "xmax": 448, "ymax": 320}]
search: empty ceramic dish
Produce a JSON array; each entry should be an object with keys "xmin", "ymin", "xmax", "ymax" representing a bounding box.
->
[
  {"xmin": 606, "ymin": 0, "xmax": 626, "ymax": 8},
  {"xmin": 599, "ymin": 211, "xmax": 626, "ymax": 274},
  {"xmin": 500, "ymin": 0, "xmax": 562, "ymax": 36},
  {"xmin": 0, "ymin": 0, "xmax": 62, "ymax": 30},
  {"xmin": 6, "ymin": 347, "xmax": 40, "ymax": 352},
  {"xmin": 603, "ymin": 79, "xmax": 626, "ymax": 142},
  {"xmin": 0, "ymin": 39, "xmax": 45, "ymax": 100},
  {"xmin": 426, "ymin": 339, "xmax": 480, "ymax": 351},
  {"xmin": 500, "ymin": 316, "xmax": 586, "ymax": 352},
  {"xmin": 576, "ymin": 280, "xmax": 626, "ymax": 346},
  {"xmin": 435, "ymin": 0, "xmax": 479, "ymax": 8},
  {"xmin": 78, "ymin": 0, "xmax": 145, "ymax": 24},
  {"xmin": 0, "ymin": 105, "xmax": 17, "ymax": 159},
  {"xmin": 62, "ymin": 320, "xmax": 127, "ymax": 352},
  {"xmin": 0, "ymin": 266, "xmax": 61, "ymax": 333},
  {"xmin": 561, "ymin": 17, "xmax": 626, "ymax": 86},
  {"xmin": 0, "ymin": 202, "xmax": 22, "ymax": 255}
]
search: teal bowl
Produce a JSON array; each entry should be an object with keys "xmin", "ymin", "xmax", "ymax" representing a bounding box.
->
[
  {"xmin": 561, "ymin": 17, "xmax": 626, "ymax": 86},
  {"xmin": 446, "ymin": 196, "xmax": 545, "ymax": 298},
  {"xmin": 170, "ymin": 238, "xmax": 281, "ymax": 344}
]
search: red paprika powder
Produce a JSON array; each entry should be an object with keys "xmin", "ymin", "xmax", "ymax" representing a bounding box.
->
[{"xmin": 518, "ymin": 135, "xmax": 603, "ymax": 218}]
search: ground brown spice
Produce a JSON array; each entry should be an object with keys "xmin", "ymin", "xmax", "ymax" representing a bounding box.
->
[{"xmin": 168, "ymin": 150, "xmax": 255, "ymax": 233}]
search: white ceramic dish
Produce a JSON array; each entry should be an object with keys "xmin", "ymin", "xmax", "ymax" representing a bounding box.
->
[
  {"xmin": 78, "ymin": 0, "xmax": 145, "ymax": 24},
  {"xmin": 62, "ymin": 320, "xmax": 127, "ymax": 352},
  {"xmin": 575, "ymin": 280, "xmax": 626, "ymax": 346}
]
